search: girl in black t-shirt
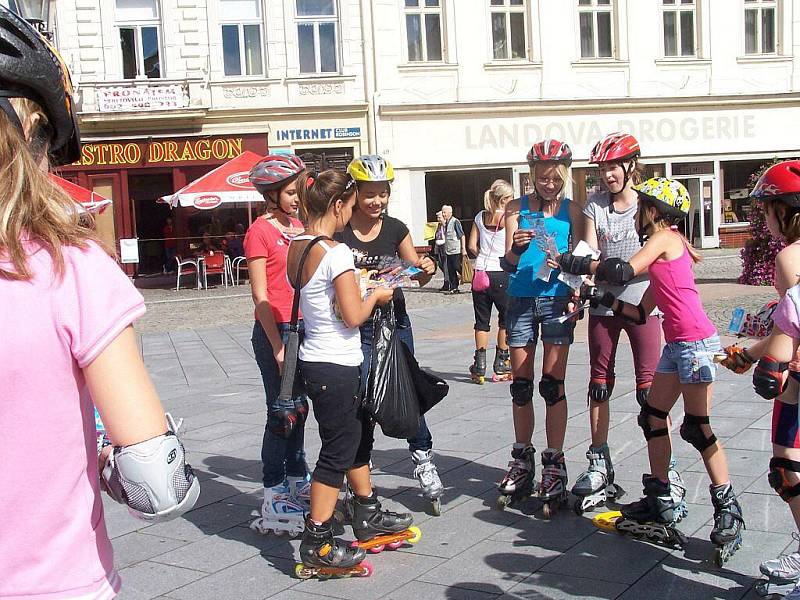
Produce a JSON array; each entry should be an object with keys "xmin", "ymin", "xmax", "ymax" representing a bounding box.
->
[{"xmin": 334, "ymin": 155, "xmax": 444, "ymax": 514}]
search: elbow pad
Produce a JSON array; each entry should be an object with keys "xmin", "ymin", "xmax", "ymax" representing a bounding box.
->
[
  {"xmin": 753, "ymin": 355, "xmax": 789, "ymax": 399},
  {"xmin": 102, "ymin": 426, "xmax": 200, "ymax": 523},
  {"xmin": 595, "ymin": 258, "xmax": 635, "ymax": 286},
  {"xmin": 499, "ymin": 255, "xmax": 517, "ymax": 273}
]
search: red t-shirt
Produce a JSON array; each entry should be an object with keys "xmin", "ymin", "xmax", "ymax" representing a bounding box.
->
[
  {"xmin": 163, "ymin": 225, "xmax": 176, "ymax": 249},
  {"xmin": 244, "ymin": 216, "xmax": 304, "ymax": 323}
]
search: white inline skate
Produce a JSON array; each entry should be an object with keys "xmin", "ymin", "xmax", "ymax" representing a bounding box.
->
[
  {"xmin": 571, "ymin": 443, "xmax": 623, "ymax": 515},
  {"xmin": 756, "ymin": 533, "xmax": 800, "ymax": 597},
  {"xmin": 538, "ymin": 448, "xmax": 569, "ymax": 519},
  {"xmin": 250, "ymin": 480, "xmax": 305, "ymax": 537},
  {"xmin": 287, "ymin": 474, "xmax": 311, "ymax": 512},
  {"xmin": 668, "ymin": 458, "xmax": 689, "ymax": 523},
  {"xmin": 497, "ymin": 445, "xmax": 536, "ymax": 510},
  {"xmin": 411, "ymin": 449, "xmax": 444, "ymax": 516}
]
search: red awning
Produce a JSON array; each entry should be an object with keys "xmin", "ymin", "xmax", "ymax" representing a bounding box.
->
[
  {"xmin": 51, "ymin": 174, "xmax": 112, "ymax": 214},
  {"xmin": 161, "ymin": 150, "xmax": 266, "ymax": 209}
]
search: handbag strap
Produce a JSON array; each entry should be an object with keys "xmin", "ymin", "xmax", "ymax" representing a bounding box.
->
[{"xmin": 288, "ymin": 235, "xmax": 331, "ymax": 332}]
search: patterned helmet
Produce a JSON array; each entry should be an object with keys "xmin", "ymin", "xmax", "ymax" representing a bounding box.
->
[
  {"xmin": 347, "ymin": 155, "xmax": 394, "ymax": 183},
  {"xmin": 634, "ymin": 177, "xmax": 691, "ymax": 220},
  {"xmin": 750, "ymin": 160, "xmax": 800, "ymax": 207},
  {"xmin": 249, "ymin": 154, "xmax": 305, "ymax": 194},
  {"xmin": 589, "ymin": 132, "xmax": 640, "ymax": 164},
  {"xmin": 526, "ymin": 139, "xmax": 573, "ymax": 167}
]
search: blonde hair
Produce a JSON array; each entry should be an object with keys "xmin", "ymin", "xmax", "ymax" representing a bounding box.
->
[
  {"xmin": 0, "ymin": 98, "xmax": 97, "ymax": 280},
  {"xmin": 484, "ymin": 179, "xmax": 513, "ymax": 213},
  {"xmin": 640, "ymin": 198, "xmax": 701, "ymax": 263},
  {"xmin": 532, "ymin": 163, "xmax": 572, "ymax": 201}
]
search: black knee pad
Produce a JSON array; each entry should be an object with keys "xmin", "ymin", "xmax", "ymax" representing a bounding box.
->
[
  {"xmin": 635, "ymin": 385, "xmax": 651, "ymax": 408},
  {"xmin": 768, "ymin": 457, "xmax": 800, "ymax": 502},
  {"xmin": 510, "ymin": 378, "xmax": 534, "ymax": 407},
  {"xmin": 269, "ymin": 406, "xmax": 301, "ymax": 439},
  {"xmin": 588, "ymin": 379, "xmax": 613, "ymax": 404},
  {"xmin": 679, "ymin": 414, "xmax": 717, "ymax": 452},
  {"xmin": 637, "ymin": 401, "xmax": 670, "ymax": 441},
  {"xmin": 539, "ymin": 374, "xmax": 566, "ymax": 406}
]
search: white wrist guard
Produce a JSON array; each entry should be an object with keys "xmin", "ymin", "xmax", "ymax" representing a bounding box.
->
[{"xmin": 102, "ymin": 427, "xmax": 200, "ymax": 523}]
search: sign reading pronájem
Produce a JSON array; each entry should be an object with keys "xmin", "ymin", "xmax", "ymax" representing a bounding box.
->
[{"xmin": 97, "ymin": 85, "xmax": 186, "ymax": 113}]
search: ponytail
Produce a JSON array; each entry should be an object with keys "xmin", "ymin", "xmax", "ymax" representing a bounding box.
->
[{"xmin": 296, "ymin": 169, "xmax": 355, "ymax": 222}]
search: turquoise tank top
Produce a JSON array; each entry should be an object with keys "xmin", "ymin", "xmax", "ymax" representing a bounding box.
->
[{"xmin": 508, "ymin": 194, "xmax": 572, "ymax": 298}]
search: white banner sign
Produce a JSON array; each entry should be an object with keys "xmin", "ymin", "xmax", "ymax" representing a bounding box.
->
[{"xmin": 97, "ymin": 85, "xmax": 186, "ymax": 113}]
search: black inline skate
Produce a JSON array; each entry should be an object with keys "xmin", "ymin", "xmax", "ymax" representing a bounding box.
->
[
  {"xmin": 492, "ymin": 348, "xmax": 512, "ymax": 382},
  {"xmin": 470, "ymin": 348, "xmax": 487, "ymax": 384},
  {"xmin": 295, "ymin": 517, "xmax": 371, "ymax": 579},
  {"xmin": 709, "ymin": 482, "xmax": 745, "ymax": 567},
  {"xmin": 497, "ymin": 445, "xmax": 536, "ymax": 510},
  {"xmin": 350, "ymin": 494, "xmax": 421, "ymax": 553}
]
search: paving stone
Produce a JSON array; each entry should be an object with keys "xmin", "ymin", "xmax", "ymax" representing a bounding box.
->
[
  {"xmin": 165, "ymin": 555, "xmax": 296, "ymax": 600},
  {"xmin": 384, "ymin": 580, "xmax": 500, "ymax": 599},
  {"xmin": 501, "ymin": 572, "xmax": 628, "ymax": 599},
  {"xmin": 113, "ymin": 532, "xmax": 187, "ymax": 570},
  {"xmin": 116, "ymin": 562, "xmax": 205, "ymax": 600}
]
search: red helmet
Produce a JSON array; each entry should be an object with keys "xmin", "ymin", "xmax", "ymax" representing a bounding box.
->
[
  {"xmin": 249, "ymin": 154, "xmax": 305, "ymax": 195},
  {"xmin": 750, "ymin": 160, "xmax": 800, "ymax": 207},
  {"xmin": 589, "ymin": 132, "xmax": 640, "ymax": 164},
  {"xmin": 527, "ymin": 139, "xmax": 573, "ymax": 167}
]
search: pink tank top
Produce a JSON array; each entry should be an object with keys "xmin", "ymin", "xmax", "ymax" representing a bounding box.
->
[{"xmin": 648, "ymin": 240, "xmax": 716, "ymax": 343}]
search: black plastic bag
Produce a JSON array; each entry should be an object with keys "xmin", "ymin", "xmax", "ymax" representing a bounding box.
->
[
  {"xmin": 400, "ymin": 342, "xmax": 449, "ymax": 415},
  {"xmin": 366, "ymin": 302, "xmax": 421, "ymax": 439}
]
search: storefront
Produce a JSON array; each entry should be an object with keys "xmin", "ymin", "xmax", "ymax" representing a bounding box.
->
[
  {"xmin": 57, "ymin": 133, "xmax": 268, "ymax": 274},
  {"xmin": 377, "ymin": 100, "xmax": 800, "ymax": 249},
  {"xmin": 267, "ymin": 117, "xmax": 368, "ymax": 173}
]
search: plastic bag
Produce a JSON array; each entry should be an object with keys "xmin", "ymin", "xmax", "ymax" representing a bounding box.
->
[
  {"xmin": 400, "ymin": 342, "xmax": 449, "ymax": 415},
  {"xmin": 366, "ymin": 302, "xmax": 421, "ymax": 439}
]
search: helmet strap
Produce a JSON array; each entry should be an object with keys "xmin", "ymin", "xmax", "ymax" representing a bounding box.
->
[{"xmin": 0, "ymin": 98, "xmax": 24, "ymax": 137}]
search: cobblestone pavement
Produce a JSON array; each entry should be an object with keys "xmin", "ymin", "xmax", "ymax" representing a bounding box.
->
[{"xmin": 110, "ymin": 248, "xmax": 793, "ymax": 600}]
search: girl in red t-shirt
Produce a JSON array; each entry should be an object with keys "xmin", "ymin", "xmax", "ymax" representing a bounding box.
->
[{"xmin": 245, "ymin": 154, "xmax": 309, "ymax": 536}]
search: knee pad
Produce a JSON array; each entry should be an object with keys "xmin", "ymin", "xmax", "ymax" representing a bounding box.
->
[
  {"xmin": 768, "ymin": 457, "xmax": 800, "ymax": 502},
  {"xmin": 635, "ymin": 384, "xmax": 651, "ymax": 408},
  {"xmin": 588, "ymin": 378, "xmax": 613, "ymax": 404},
  {"xmin": 269, "ymin": 406, "xmax": 302, "ymax": 439},
  {"xmin": 637, "ymin": 401, "xmax": 670, "ymax": 441},
  {"xmin": 772, "ymin": 398, "xmax": 800, "ymax": 448},
  {"xmin": 539, "ymin": 374, "xmax": 566, "ymax": 407},
  {"xmin": 510, "ymin": 378, "xmax": 534, "ymax": 407},
  {"xmin": 679, "ymin": 413, "xmax": 717, "ymax": 452}
]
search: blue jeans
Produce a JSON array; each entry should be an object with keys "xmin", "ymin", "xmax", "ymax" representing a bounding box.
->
[
  {"xmin": 359, "ymin": 314, "xmax": 433, "ymax": 453},
  {"xmin": 252, "ymin": 321, "xmax": 308, "ymax": 487},
  {"xmin": 656, "ymin": 334, "xmax": 721, "ymax": 384}
]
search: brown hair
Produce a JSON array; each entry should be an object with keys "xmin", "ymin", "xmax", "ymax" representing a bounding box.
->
[
  {"xmin": 766, "ymin": 200, "xmax": 800, "ymax": 244},
  {"xmin": 640, "ymin": 198, "xmax": 701, "ymax": 263},
  {"xmin": 296, "ymin": 169, "xmax": 356, "ymax": 222},
  {"xmin": 0, "ymin": 98, "xmax": 97, "ymax": 280}
]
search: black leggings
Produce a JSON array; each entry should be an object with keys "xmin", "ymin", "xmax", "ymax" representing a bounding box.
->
[{"xmin": 299, "ymin": 360, "xmax": 375, "ymax": 488}]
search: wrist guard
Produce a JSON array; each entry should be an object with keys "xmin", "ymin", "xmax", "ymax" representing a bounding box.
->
[
  {"xmin": 595, "ymin": 257, "xmax": 635, "ymax": 286},
  {"xmin": 558, "ymin": 252, "xmax": 594, "ymax": 275}
]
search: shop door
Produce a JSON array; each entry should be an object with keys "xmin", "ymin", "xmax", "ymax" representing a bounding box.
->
[
  {"xmin": 675, "ymin": 176, "xmax": 718, "ymax": 249},
  {"xmin": 129, "ymin": 172, "xmax": 174, "ymax": 274}
]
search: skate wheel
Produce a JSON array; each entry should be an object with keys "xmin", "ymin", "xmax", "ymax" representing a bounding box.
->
[
  {"xmin": 542, "ymin": 503, "xmax": 553, "ymax": 519},
  {"xmin": 294, "ymin": 563, "xmax": 312, "ymax": 580},
  {"xmin": 358, "ymin": 561, "xmax": 374, "ymax": 577},
  {"xmin": 573, "ymin": 502, "xmax": 584, "ymax": 517},
  {"xmin": 368, "ymin": 544, "xmax": 385, "ymax": 554},
  {"xmin": 496, "ymin": 495, "xmax": 510, "ymax": 511},
  {"xmin": 431, "ymin": 497, "xmax": 441, "ymax": 517},
  {"xmin": 387, "ymin": 540, "xmax": 404, "ymax": 550},
  {"xmin": 407, "ymin": 526, "xmax": 422, "ymax": 544}
]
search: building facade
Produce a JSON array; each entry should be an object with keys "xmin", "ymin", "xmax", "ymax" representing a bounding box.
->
[{"xmin": 35, "ymin": 0, "xmax": 800, "ymax": 266}]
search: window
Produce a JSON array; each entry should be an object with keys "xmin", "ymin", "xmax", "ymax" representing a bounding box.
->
[
  {"xmin": 404, "ymin": 0, "xmax": 443, "ymax": 62},
  {"xmin": 577, "ymin": 0, "xmax": 613, "ymax": 59},
  {"xmin": 296, "ymin": 0, "xmax": 338, "ymax": 74},
  {"xmin": 220, "ymin": 0, "xmax": 264, "ymax": 76},
  {"xmin": 744, "ymin": 0, "xmax": 777, "ymax": 54},
  {"xmin": 490, "ymin": 0, "xmax": 527, "ymax": 60},
  {"xmin": 116, "ymin": 0, "xmax": 162, "ymax": 79},
  {"xmin": 662, "ymin": 0, "xmax": 695, "ymax": 57}
]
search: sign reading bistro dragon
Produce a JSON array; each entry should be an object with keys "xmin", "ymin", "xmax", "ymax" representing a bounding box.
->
[{"xmin": 73, "ymin": 136, "xmax": 249, "ymax": 168}]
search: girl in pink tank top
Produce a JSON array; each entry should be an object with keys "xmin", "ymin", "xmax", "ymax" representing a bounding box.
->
[{"xmin": 560, "ymin": 177, "xmax": 744, "ymax": 564}]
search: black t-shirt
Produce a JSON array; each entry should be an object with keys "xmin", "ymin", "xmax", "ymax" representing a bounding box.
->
[{"xmin": 335, "ymin": 215, "xmax": 410, "ymax": 320}]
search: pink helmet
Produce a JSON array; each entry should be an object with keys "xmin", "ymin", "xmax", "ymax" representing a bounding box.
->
[
  {"xmin": 527, "ymin": 139, "xmax": 573, "ymax": 167},
  {"xmin": 249, "ymin": 154, "xmax": 305, "ymax": 195}
]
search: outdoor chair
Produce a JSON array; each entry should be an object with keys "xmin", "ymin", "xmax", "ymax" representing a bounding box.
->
[
  {"xmin": 202, "ymin": 251, "xmax": 230, "ymax": 288},
  {"xmin": 231, "ymin": 256, "xmax": 248, "ymax": 285},
  {"xmin": 175, "ymin": 256, "xmax": 201, "ymax": 291}
]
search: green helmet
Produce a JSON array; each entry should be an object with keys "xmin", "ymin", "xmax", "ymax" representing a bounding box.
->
[{"xmin": 634, "ymin": 177, "xmax": 691, "ymax": 220}]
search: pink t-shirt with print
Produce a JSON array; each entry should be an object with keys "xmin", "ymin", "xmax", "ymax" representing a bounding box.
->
[{"xmin": 0, "ymin": 241, "xmax": 145, "ymax": 600}]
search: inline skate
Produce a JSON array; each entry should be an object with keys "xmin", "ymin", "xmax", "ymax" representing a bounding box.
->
[
  {"xmin": 593, "ymin": 475, "xmax": 687, "ymax": 549},
  {"xmin": 295, "ymin": 516, "xmax": 372, "ymax": 579},
  {"xmin": 491, "ymin": 348, "xmax": 512, "ymax": 382},
  {"xmin": 350, "ymin": 494, "xmax": 421, "ymax": 553},
  {"xmin": 470, "ymin": 348, "xmax": 487, "ymax": 384},
  {"xmin": 538, "ymin": 448, "xmax": 569, "ymax": 518},
  {"xmin": 497, "ymin": 445, "xmax": 536, "ymax": 510},
  {"xmin": 668, "ymin": 458, "xmax": 688, "ymax": 522},
  {"xmin": 250, "ymin": 480, "xmax": 306, "ymax": 537},
  {"xmin": 571, "ymin": 443, "xmax": 623, "ymax": 515},
  {"xmin": 709, "ymin": 482, "xmax": 745, "ymax": 567},
  {"xmin": 287, "ymin": 474, "xmax": 311, "ymax": 513},
  {"xmin": 755, "ymin": 533, "xmax": 800, "ymax": 597},
  {"xmin": 412, "ymin": 449, "xmax": 444, "ymax": 516}
]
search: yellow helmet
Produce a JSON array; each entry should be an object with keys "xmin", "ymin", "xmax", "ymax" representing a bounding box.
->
[
  {"xmin": 634, "ymin": 177, "xmax": 691, "ymax": 221},
  {"xmin": 347, "ymin": 154, "xmax": 394, "ymax": 183}
]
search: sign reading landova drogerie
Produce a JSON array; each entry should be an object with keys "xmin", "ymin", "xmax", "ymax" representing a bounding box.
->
[{"xmin": 97, "ymin": 85, "xmax": 187, "ymax": 113}]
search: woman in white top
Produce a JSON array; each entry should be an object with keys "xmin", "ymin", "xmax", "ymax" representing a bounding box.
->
[
  {"xmin": 287, "ymin": 169, "xmax": 413, "ymax": 577},
  {"xmin": 466, "ymin": 179, "xmax": 513, "ymax": 383}
]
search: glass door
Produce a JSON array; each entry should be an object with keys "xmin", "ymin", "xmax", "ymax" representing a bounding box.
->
[{"xmin": 675, "ymin": 175, "xmax": 719, "ymax": 248}]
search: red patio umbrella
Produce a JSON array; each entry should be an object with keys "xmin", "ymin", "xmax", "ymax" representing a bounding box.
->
[{"xmin": 51, "ymin": 174, "xmax": 112, "ymax": 214}]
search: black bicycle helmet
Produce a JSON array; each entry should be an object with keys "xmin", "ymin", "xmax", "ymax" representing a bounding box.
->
[{"xmin": 0, "ymin": 7, "xmax": 80, "ymax": 165}]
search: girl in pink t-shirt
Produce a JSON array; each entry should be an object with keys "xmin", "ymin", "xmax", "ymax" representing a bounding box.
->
[
  {"xmin": 0, "ymin": 11, "xmax": 198, "ymax": 599},
  {"xmin": 244, "ymin": 154, "xmax": 310, "ymax": 536},
  {"xmin": 559, "ymin": 177, "xmax": 743, "ymax": 564}
]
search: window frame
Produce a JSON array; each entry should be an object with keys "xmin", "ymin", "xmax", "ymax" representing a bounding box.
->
[
  {"xmin": 660, "ymin": 0, "xmax": 697, "ymax": 58},
  {"xmin": 115, "ymin": 0, "xmax": 163, "ymax": 80},
  {"xmin": 219, "ymin": 0, "xmax": 265, "ymax": 78},
  {"xmin": 743, "ymin": 0, "xmax": 778, "ymax": 55},
  {"xmin": 403, "ymin": 0, "xmax": 446, "ymax": 63},
  {"xmin": 489, "ymin": 0, "xmax": 529, "ymax": 62},
  {"xmin": 294, "ymin": 0, "xmax": 340, "ymax": 75},
  {"xmin": 576, "ymin": 0, "xmax": 614, "ymax": 60}
]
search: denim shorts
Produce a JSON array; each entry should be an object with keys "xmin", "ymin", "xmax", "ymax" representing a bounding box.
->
[
  {"xmin": 656, "ymin": 335, "xmax": 721, "ymax": 384},
  {"xmin": 506, "ymin": 295, "xmax": 575, "ymax": 348}
]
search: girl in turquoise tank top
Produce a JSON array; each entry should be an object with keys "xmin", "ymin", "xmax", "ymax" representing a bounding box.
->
[{"xmin": 495, "ymin": 139, "xmax": 582, "ymax": 516}]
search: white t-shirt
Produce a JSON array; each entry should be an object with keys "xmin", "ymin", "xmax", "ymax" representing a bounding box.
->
[
  {"xmin": 295, "ymin": 237, "xmax": 363, "ymax": 366},
  {"xmin": 474, "ymin": 210, "xmax": 506, "ymax": 272}
]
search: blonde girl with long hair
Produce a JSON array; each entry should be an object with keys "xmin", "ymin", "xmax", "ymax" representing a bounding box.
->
[
  {"xmin": 0, "ymin": 10, "xmax": 197, "ymax": 599},
  {"xmin": 466, "ymin": 178, "xmax": 514, "ymax": 383}
]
